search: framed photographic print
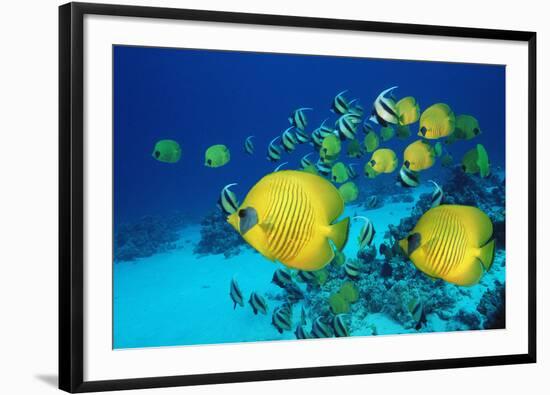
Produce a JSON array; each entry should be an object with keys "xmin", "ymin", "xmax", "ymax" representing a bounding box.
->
[{"xmin": 59, "ymin": 2, "xmax": 537, "ymax": 393}]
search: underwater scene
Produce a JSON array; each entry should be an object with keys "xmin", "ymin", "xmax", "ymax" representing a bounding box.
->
[{"xmin": 113, "ymin": 45, "xmax": 505, "ymax": 349}]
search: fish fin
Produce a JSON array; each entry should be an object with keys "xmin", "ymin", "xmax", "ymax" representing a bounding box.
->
[
  {"xmin": 233, "ymin": 302, "xmax": 236, "ymax": 309},
  {"xmin": 447, "ymin": 254, "xmax": 484, "ymax": 286},
  {"xmin": 477, "ymin": 239, "xmax": 496, "ymax": 271},
  {"xmin": 328, "ymin": 217, "xmax": 350, "ymax": 251}
]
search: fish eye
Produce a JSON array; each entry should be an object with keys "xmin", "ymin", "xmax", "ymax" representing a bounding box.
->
[
  {"xmin": 154, "ymin": 151, "xmax": 160, "ymax": 158},
  {"xmin": 238, "ymin": 209, "xmax": 246, "ymax": 218},
  {"xmin": 404, "ymin": 160, "xmax": 410, "ymax": 168},
  {"xmin": 370, "ymin": 160, "xmax": 376, "ymax": 166},
  {"xmin": 207, "ymin": 159, "xmax": 212, "ymax": 165},
  {"xmin": 420, "ymin": 126, "xmax": 427, "ymax": 135},
  {"xmin": 473, "ymin": 128, "xmax": 480, "ymax": 135}
]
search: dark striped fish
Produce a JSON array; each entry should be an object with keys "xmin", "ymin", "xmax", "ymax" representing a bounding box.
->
[
  {"xmin": 366, "ymin": 195, "xmax": 378, "ymax": 209},
  {"xmin": 300, "ymin": 305, "xmax": 308, "ymax": 326},
  {"xmin": 311, "ymin": 316, "xmax": 333, "ymax": 338},
  {"xmin": 295, "ymin": 324, "xmax": 311, "ymax": 340},
  {"xmin": 229, "ymin": 277, "xmax": 244, "ymax": 309},
  {"xmin": 318, "ymin": 119, "xmax": 335, "ymax": 139},
  {"xmin": 363, "ymin": 121, "xmax": 375, "ymax": 134},
  {"xmin": 288, "ymin": 107, "xmax": 312, "ymax": 131},
  {"xmin": 335, "ymin": 114, "xmax": 360, "ymax": 140},
  {"xmin": 274, "ymin": 162, "xmax": 288, "ymax": 172},
  {"xmin": 272, "ymin": 306, "xmax": 293, "ymax": 333},
  {"xmin": 271, "ymin": 268, "xmax": 293, "ymax": 289},
  {"xmin": 344, "ymin": 260, "xmax": 360, "ymax": 279},
  {"xmin": 347, "ymin": 99, "xmax": 364, "ymax": 118},
  {"xmin": 244, "ymin": 135, "xmax": 254, "ymax": 155},
  {"xmin": 407, "ymin": 298, "xmax": 426, "ymax": 330},
  {"xmin": 311, "ymin": 129, "xmax": 323, "ymax": 149},
  {"xmin": 267, "ymin": 136, "xmax": 282, "ymax": 162},
  {"xmin": 300, "ymin": 153, "xmax": 314, "ymax": 169},
  {"xmin": 248, "ymin": 291, "xmax": 268, "ymax": 315},
  {"xmin": 333, "ymin": 314, "xmax": 350, "ymax": 337},
  {"xmin": 398, "ymin": 165, "xmax": 420, "ymax": 188},
  {"xmin": 316, "ymin": 160, "xmax": 332, "ymax": 176},
  {"xmin": 297, "ymin": 270, "xmax": 317, "ymax": 283},
  {"xmin": 347, "ymin": 163, "xmax": 358, "ymax": 179},
  {"xmin": 295, "ymin": 128, "xmax": 310, "ymax": 144},
  {"xmin": 354, "ymin": 216, "xmax": 375, "ymax": 250},
  {"xmin": 218, "ymin": 183, "xmax": 239, "ymax": 216},
  {"xmin": 281, "ymin": 127, "xmax": 298, "ymax": 152},
  {"xmin": 370, "ymin": 86, "xmax": 399, "ymax": 127},
  {"xmin": 285, "ymin": 283, "xmax": 305, "ymax": 304},
  {"xmin": 429, "ymin": 180, "xmax": 444, "ymax": 208},
  {"xmin": 331, "ymin": 90, "xmax": 350, "ymax": 115}
]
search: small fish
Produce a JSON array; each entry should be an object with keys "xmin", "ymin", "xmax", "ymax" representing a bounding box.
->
[
  {"xmin": 295, "ymin": 128, "xmax": 310, "ymax": 144},
  {"xmin": 419, "ymin": 103, "xmax": 455, "ymax": 139},
  {"xmin": 331, "ymin": 162, "xmax": 350, "ymax": 183},
  {"xmin": 333, "ymin": 314, "xmax": 350, "ymax": 337},
  {"xmin": 152, "ymin": 139, "xmax": 182, "ymax": 163},
  {"xmin": 205, "ymin": 144, "xmax": 231, "ymax": 168},
  {"xmin": 434, "ymin": 142, "xmax": 443, "ymax": 157},
  {"xmin": 274, "ymin": 162, "xmax": 288, "ymax": 172},
  {"xmin": 370, "ymin": 86, "xmax": 399, "ymax": 126},
  {"xmin": 354, "ymin": 216, "xmax": 375, "ymax": 250},
  {"xmin": 429, "ymin": 180, "xmax": 444, "ymax": 208},
  {"xmin": 347, "ymin": 99, "xmax": 364, "ymax": 118},
  {"xmin": 295, "ymin": 324, "xmax": 311, "ymax": 340},
  {"xmin": 331, "ymin": 90, "xmax": 350, "ymax": 115},
  {"xmin": 272, "ymin": 306, "xmax": 293, "ymax": 333},
  {"xmin": 300, "ymin": 306, "xmax": 308, "ymax": 326},
  {"xmin": 267, "ymin": 136, "xmax": 282, "ymax": 162},
  {"xmin": 367, "ymin": 148, "xmax": 398, "ymax": 174},
  {"xmin": 248, "ymin": 291, "xmax": 268, "ymax": 315},
  {"xmin": 300, "ymin": 152, "xmax": 314, "ymax": 169},
  {"xmin": 366, "ymin": 195, "xmax": 378, "ymax": 209},
  {"xmin": 316, "ymin": 160, "xmax": 332, "ymax": 176},
  {"xmin": 218, "ymin": 183, "xmax": 239, "ymax": 216},
  {"xmin": 346, "ymin": 139, "xmax": 363, "ymax": 158},
  {"xmin": 396, "ymin": 125, "xmax": 411, "ymax": 139},
  {"xmin": 244, "ymin": 136, "xmax": 255, "ymax": 155},
  {"xmin": 272, "ymin": 268, "xmax": 293, "ymax": 289},
  {"xmin": 363, "ymin": 121, "xmax": 375, "ymax": 135},
  {"xmin": 397, "ymin": 165, "xmax": 420, "ymax": 188},
  {"xmin": 407, "ymin": 297, "xmax": 426, "ymax": 330},
  {"xmin": 363, "ymin": 130, "xmax": 380, "ymax": 153},
  {"xmin": 285, "ymin": 282, "xmax": 305, "ymax": 303},
  {"xmin": 403, "ymin": 140, "xmax": 435, "ymax": 171},
  {"xmin": 297, "ymin": 270, "xmax": 317, "ymax": 283},
  {"xmin": 311, "ymin": 129, "xmax": 323, "ymax": 149},
  {"xmin": 229, "ymin": 278, "xmax": 244, "ymax": 309},
  {"xmin": 335, "ymin": 114, "xmax": 360, "ymax": 140},
  {"xmin": 289, "ymin": 107, "xmax": 313, "ymax": 131},
  {"xmin": 311, "ymin": 316, "xmax": 334, "ymax": 338},
  {"xmin": 447, "ymin": 114, "xmax": 481, "ymax": 143},
  {"xmin": 320, "ymin": 134, "xmax": 342, "ymax": 162},
  {"xmin": 344, "ymin": 260, "xmax": 360, "ymax": 279},
  {"xmin": 346, "ymin": 163, "xmax": 358, "ymax": 179},
  {"xmin": 380, "ymin": 126, "xmax": 395, "ymax": 142},
  {"xmin": 395, "ymin": 96, "xmax": 420, "ymax": 126},
  {"xmin": 282, "ymin": 127, "xmax": 298, "ymax": 152},
  {"xmin": 338, "ymin": 182, "xmax": 359, "ymax": 203},
  {"xmin": 462, "ymin": 144, "xmax": 490, "ymax": 177},
  {"xmin": 318, "ymin": 119, "xmax": 335, "ymax": 139}
]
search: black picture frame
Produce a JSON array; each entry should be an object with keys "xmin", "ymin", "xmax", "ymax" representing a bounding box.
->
[{"xmin": 59, "ymin": 2, "xmax": 537, "ymax": 393}]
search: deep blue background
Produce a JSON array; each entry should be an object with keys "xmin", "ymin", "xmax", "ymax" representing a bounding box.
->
[{"xmin": 113, "ymin": 45, "xmax": 505, "ymax": 225}]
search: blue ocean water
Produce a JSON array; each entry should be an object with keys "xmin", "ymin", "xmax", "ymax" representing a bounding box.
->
[{"xmin": 113, "ymin": 45, "xmax": 506, "ymax": 349}]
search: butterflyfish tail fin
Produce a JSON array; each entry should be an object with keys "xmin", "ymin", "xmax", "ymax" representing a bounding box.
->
[
  {"xmin": 328, "ymin": 217, "xmax": 350, "ymax": 251},
  {"xmin": 478, "ymin": 238, "xmax": 496, "ymax": 271}
]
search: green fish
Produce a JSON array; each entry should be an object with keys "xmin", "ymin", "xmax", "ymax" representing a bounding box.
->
[
  {"xmin": 396, "ymin": 125, "xmax": 411, "ymax": 139},
  {"xmin": 331, "ymin": 162, "xmax": 350, "ymax": 183},
  {"xmin": 363, "ymin": 131, "xmax": 379, "ymax": 153},
  {"xmin": 152, "ymin": 139, "xmax": 181, "ymax": 163},
  {"xmin": 380, "ymin": 126, "xmax": 395, "ymax": 142},
  {"xmin": 205, "ymin": 144, "xmax": 230, "ymax": 168},
  {"xmin": 338, "ymin": 181, "xmax": 359, "ymax": 203}
]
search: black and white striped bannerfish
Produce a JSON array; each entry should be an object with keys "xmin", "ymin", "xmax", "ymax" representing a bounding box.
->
[
  {"xmin": 370, "ymin": 86, "xmax": 399, "ymax": 127},
  {"xmin": 344, "ymin": 260, "xmax": 360, "ymax": 279},
  {"xmin": 300, "ymin": 152, "xmax": 314, "ymax": 169},
  {"xmin": 294, "ymin": 324, "xmax": 311, "ymax": 340},
  {"xmin": 335, "ymin": 114, "xmax": 360, "ymax": 140},
  {"xmin": 271, "ymin": 268, "xmax": 293, "ymax": 289},
  {"xmin": 281, "ymin": 127, "xmax": 298, "ymax": 152},
  {"xmin": 331, "ymin": 90, "xmax": 350, "ymax": 115},
  {"xmin": 347, "ymin": 163, "xmax": 358, "ymax": 179},
  {"xmin": 285, "ymin": 282, "xmax": 305, "ymax": 303},
  {"xmin": 397, "ymin": 165, "xmax": 420, "ymax": 188},
  {"xmin": 318, "ymin": 119, "xmax": 335, "ymax": 139},
  {"xmin": 288, "ymin": 107, "xmax": 313, "ymax": 131},
  {"xmin": 229, "ymin": 277, "xmax": 244, "ymax": 309},
  {"xmin": 300, "ymin": 305, "xmax": 308, "ymax": 326},
  {"xmin": 311, "ymin": 129, "xmax": 323, "ymax": 149},
  {"xmin": 274, "ymin": 162, "xmax": 288, "ymax": 172},
  {"xmin": 316, "ymin": 160, "xmax": 332, "ymax": 176},
  {"xmin": 333, "ymin": 314, "xmax": 350, "ymax": 337},
  {"xmin": 295, "ymin": 127, "xmax": 310, "ymax": 144},
  {"xmin": 429, "ymin": 180, "xmax": 444, "ymax": 208},
  {"xmin": 297, "ymin": 269, "xmax": 317, "ymax": 284},
  {"xmin": 267, "ymin": 136, "xmax": 282, "ymax": 162},
  {"xmin": 244, "ymin": 135, "xmax": 254, "ymax": 155},
  {"xmin": 347, "ymin": 99, "xmax": 364, "ymax": 118},
  {"xmin": 272, "ymin": 306, "xmax": 293, "ymax": 333},
  {"xmin": 218, "ymin": 183, "xmax": 239, "ymax": 216},
  {"xmin": 311, "ymin": 316, "xmax": 334, "ymax": 338},
  {"xmin": 248, "ymin": 291, "xmax": 268, "ymax": 315},
  {"xmin": 354, "ymin": 216, "xmax": 375, "ymax": 250},
  {"xmin": 363, "ymin": 121, "xmax": 375, "ymax": 134}
]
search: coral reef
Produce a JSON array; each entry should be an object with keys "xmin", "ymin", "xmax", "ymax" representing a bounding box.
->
[
  {"xmin": 114, "ymin": 212, "xmax": 189, "ymax": 262},
  {"xmin": 477, "ymin": 280, "xmax": 505, "ymax": 329},
  {"xmin": 193, "ymin": 210, "xmax": 248, "ymax": 258}
]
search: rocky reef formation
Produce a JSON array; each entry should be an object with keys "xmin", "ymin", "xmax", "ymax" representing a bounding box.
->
[
  {"xmin": 114, "ymin": 212, "xmax": 189, "ymax": 262},
  {"xmin": 193, "ymin": 210, "xmax": 248, "ymax": 258},
  {"xmin": 477, "ymin": 279, "xmax": 505, "ymax": 329}
]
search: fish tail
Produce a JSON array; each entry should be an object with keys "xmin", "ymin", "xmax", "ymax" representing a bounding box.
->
[
  {"xmin": 478, "ymin": 239, "xmax": 496, "ymax": 271},
  {"xmin": 328, "ymin": 217, "xmax": 350, "ymax": 251}
]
